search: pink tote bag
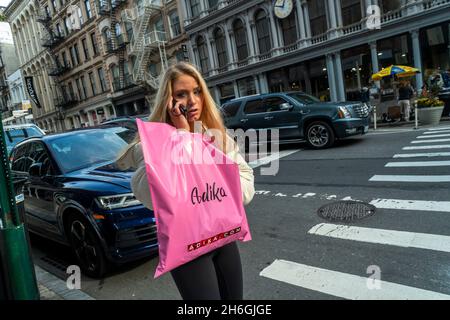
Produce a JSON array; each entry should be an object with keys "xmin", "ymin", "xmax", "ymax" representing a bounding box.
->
[{"xmin": 136, "ymin": 119, "xmax": 251, "ymax": 278}]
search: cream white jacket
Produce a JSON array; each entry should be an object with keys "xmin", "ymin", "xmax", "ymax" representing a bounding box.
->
[{"xmin": 115, "ymin": 132, "xmax": 255, "ymax": 210}]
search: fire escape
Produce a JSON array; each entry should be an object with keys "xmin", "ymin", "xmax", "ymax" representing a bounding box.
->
[
  {"xmin": 121, "ymin": 0, "xmax": 168, "ymax": 90},
  {"xmin": 36, "ymin": 8, "xmax": 77, "ymax": 118},
  {"xmin": 98, "ymin": 0, "xmax": 131, "ymax": 92}
]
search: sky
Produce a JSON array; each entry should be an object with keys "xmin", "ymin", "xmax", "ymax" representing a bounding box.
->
[{"xmin": 0, "ymin": 0, "xmax": 11, "ymax": 8}]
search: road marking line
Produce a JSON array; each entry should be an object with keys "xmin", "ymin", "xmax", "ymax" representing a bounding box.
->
[
  {"xmin": 411, "ymin": 138, "xmax": 450, "ymax": 144},
  {"xmin": 248, "ymin": 149, "xmax": 300, "ymax": 169},
  {"xmin": 308, "ymin": 223, "xmax": 450, "ymax": 254},
  {"xmin": 369, "ymin": 175, "xmax": 450, "ymax": 182},
  {"xmin": 393, "ymin": 152, "xmax": 450, "ymax": 158},
  {"xmin": 370, "ymin": 198, "xmax": 450, "ymax": 212},
  {"xmin": 403, "ymin": 145, "xmax": 450, "ymax": 150},
  {"xmin": 423, "ymin": 130, "xmax": 450, "ymax": 135},
  {"xmin": 385, "ymin": 160, "xmax": 450, "ymax": 167},
  {"xmin": 260, "ymin": 259, "xmax": 450, "ymax": 300},
  {"xmin": 417, "ymin": 134, "xmax": 450, "ymax": 139},
  {"xmin": 427, "ymin": 126, "xmax": 450, "ymax": 131}
]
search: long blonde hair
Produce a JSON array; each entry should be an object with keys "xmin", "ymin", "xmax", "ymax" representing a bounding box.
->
[{"xmin": 117, "ymin": 62, "xmax": 229, "ymax": 161}]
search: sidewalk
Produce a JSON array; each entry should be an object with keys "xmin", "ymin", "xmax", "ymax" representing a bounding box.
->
[
  {"xmin": 35, "ymin": 265, "xmax": 95, "ymax": 300},
  {"xmin": 370, "ymin": 115, "xmax": 450, "ymax": 130}
]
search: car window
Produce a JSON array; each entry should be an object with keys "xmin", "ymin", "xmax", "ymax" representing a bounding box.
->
[
  {"xmin": 265, "ymin": 97, "xmax": 288, "ymax": 112},
  {"xmin": 49, "ymin": 127, "xmax": 135, "ymax": 172},
  {"xmin": 287, "ymin": 93, "xmax": 320, "ymax": 105},
  {"xmin": 244, "ymin": 99, "xmax": 265, "ymax": 114},
  {"xmin": 221, "ymin": 102, "xmax": 241, "ymax": 117},
  {"xmin": 3, "ymin": 126, "xmax": 44, "ymax": 149},
  {"xmin": 10, "ymin": 143, "xmax": 30, "ymax": 172},
  {"xmin": 26, "ymin": 142, "xmax": 54, "ymax": 175}
]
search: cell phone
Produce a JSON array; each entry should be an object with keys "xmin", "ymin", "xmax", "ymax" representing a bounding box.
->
[{"xmin": 173, "ymin": 99, "xmax": 188, "ymax": 118}]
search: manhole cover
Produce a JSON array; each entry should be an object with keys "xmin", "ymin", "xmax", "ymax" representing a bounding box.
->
[{"xmin": 317, "ymin": 201, "xmax": 376, "ymax": 222}]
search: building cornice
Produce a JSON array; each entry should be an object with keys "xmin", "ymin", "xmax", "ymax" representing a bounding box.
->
[{"xmin": 3, "ymin": 0, "xmax": 23, "ymax": 20}]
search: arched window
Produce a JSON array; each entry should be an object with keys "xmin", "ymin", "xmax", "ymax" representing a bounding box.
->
[
  {"xmin": 197, "ymin": 36, "xmax": 209, "ymax": 73},
  {"xmin": 255, "ymin": 10, "xmax": 271, "ymax": 54},
  {"xmin": 280, "ymin": 10, "xmax": 297, "ymax": 46},
  {"xmin": 189, "ymin": 0, "xmax": 201, "ymax": 18},
  {"xmin": 233, "ymin": 19, "xmax": 248, "ymax": 61},
  {"xmin": 214, "ymin": 28, "xmax": 228, "ymax": 68}
]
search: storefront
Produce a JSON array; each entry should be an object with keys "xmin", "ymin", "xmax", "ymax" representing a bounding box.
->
[
  {"xmin": 341, "ymin": 45, "xmax": 372, "ymax": 101},
  {"xmin": 266, "ymin": 57, "xmax": 330, "ymax": 101}
]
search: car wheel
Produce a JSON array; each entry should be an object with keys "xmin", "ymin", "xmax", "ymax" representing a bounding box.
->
[
  {"xmin": 66, "ymin": 214, "xmax": 107, "ymax": 278},
  {"xmin": 306, "ymin": 121, "xmax": 335, "ymax": 149}
]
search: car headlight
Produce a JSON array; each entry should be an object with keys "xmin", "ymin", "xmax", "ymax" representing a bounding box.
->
[
  {"xmin": 338, "ymin": 106, "xmax": 352, "ymax": 119},
  {"xmin": 96, "ymin": 193, "xmax": 141, "ymax": 210}
]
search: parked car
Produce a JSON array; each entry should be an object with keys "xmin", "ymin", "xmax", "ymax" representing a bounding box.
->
[
  {"xmin": 9, "ymin": 125, "xmax": 158, "ymax": 278},
  {"xmin": 220, "ymin": 92, "xmax": 370, "ymax": 149},
  {"xmin": 2, "ymin": 123, "xmax": 45, "ymax": 155},
  {"xmin": 100, "ymin": 115, "xmax": 148, "ymax": 131}
]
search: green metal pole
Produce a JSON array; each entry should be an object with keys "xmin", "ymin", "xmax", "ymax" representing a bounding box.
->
[{"xmin": 0, "ymin": 113, "xmax": 40, "ymax": 300}]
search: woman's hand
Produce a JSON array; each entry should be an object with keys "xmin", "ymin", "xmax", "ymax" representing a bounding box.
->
[{"xmin": 168, "ymin": 98, "xmax": 190, "ymax": 132}]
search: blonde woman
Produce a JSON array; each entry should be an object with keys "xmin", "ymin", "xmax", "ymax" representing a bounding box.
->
[{"xmin": 116, "ymin": 62, "xmax": 255, "ymax": 300}]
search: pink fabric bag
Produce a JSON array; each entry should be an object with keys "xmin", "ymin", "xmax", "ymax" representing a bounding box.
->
[{"xmin": 136, "ymin": 119, "xmax": 251, "ymax": 278}]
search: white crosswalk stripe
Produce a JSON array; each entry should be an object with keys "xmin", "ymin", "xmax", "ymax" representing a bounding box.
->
[
  {"xmin": 370, "ymin": 198, "xmax": 450, "ymax": 212},
  {"xmin": 260, "ymin": 260, "xmax": 450, "ymax": 300},
  {"xmin": 369, "ymin": 175, "xmax": 450, "ymax": 182},
  {"xmin": 423, "ymin": 130, "xmax": 450, "ymax": 135},
  {"xmin": 427, "ymin": 126, "xmax": 450, "ymax": 131},
  {"xmin": 393, "ymin": 152, "xmax": 450, "ymax": 158},
  {"xmin": 385, "ymin": 160, "xmax": 450, "ymax": 167},
  {"xmin": 403, "ymin": 145, "xmax": 450, "ymax": 150},
  {"xmin": 417, "ymin": 134, "xmax": 450, "ymax": 139},
  {"xmin": 411, "ymin": 138, "xmax": 450, "ymax": 144},
  {"xmin": 308, "ymin": 223, "xmax": 450, "ymax": 253}
]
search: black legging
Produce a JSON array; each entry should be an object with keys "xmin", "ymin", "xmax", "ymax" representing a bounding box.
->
[{"xmin": 170, "ymin": 241, "xmax": 243, "ymax": 300}]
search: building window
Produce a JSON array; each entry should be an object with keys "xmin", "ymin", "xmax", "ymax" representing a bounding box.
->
[
  {"xmin": 255, "ymin": 10, "xmax": 271, "ymax": 55},
  {"xmin": 208, "ymin": 0, "xmax": 219, "ymax": 9},
  {"xmin": 81, "ymin": 38, "xmax": 90, "ymax": 60},
  {"xmin": 420, "ymin": 22, "xmax": 450, "ymax": 88},
  {"xmin": 125, "ymin": 22, "xmax": 133, "ymax": 41},
  {"xmin": 233, "ymin": 19, "xmax": 248, "ymax": 62},
  {"xmin": 377, "ymin": 34, "xmax": 413, "ymax": 70},
  {"xmin": 88, "ymin": 72, "xmax": 97, "ymax": 95},
  {"xmin": 81, "ymin": 76, "xmax": 88, "ymax": 97},
  {"xmin": 90, "ymin": 32, "xmax": 99, "ymax": 56},
  {"xmin": 69, "ymin": 46, "xmax": 76, "ymax": 66},
  {"xmin": 85, "ymin": 0, "xmax": 92, "ymax": 19},
  {"xmin": 52, "ymin": 0, "xmax": 57, "ymax": 13},
  {"xmin": 97, "ymin": 67, "xmax": 107, "ymax": 92},
  {"xmin": 237, "ymin": 77, "xmax": 256, "ymax": 96},
  {"xmin": 341, "ymin": 45, "xmax": 372, "ymax": 101},
  {"xmin": 342, "ymin": 0, "xmax": 362, "ymax": 26},
  {"xmin": 280, "ymin": 10, "xmax": 297, "ymax": 46},
  {"xmin": 154, "ymin": 17, "xmax": 165, "ymax": 41},
  {"xmin": 61, "ymin": 51, "xmax": 68, "ymax": 67},
  {"xmin": 214, "ymin": 28, "xmax": 228, "ymax": 69},
  {"xmin": 75, "ymin": 78, "xmax": 83, "ymax": 99},
  {"xmin": 64, "ymin": 17, "xmax": 71, "ymax": 34},
  {"xmin": 67, "ymin": 81, "xmax": 75, "ymax": 98},
  {"xmin": 197, "ymin": 36, "xmax": 209, "ymax": 73},
  {"xmin": 380, "ymin": 0, "xmax": 401, "ymax": 14},
  {"xmin": 56, "ymin": 23, "xmax": 63, "ymax": 36},
  {"xmin": 45, "ymin": 6, "xmax": 50, "ymax": 17},
  {"xmin": 111, "ymin": 64, "xmax": 120, "ymax": 90},
  {"xmin": 189, "ymin": 0, "xmax": 201, "ymax": 19},
  {"xmin": 77, "ymin": 7, "xmax": 84, "ymax": 25},
  {"xmin": 73, "ymin": 43, "xmax": 80, "ymax": 65},
  {"xmin": 308, "ymin": 0, "xmax": 327, "ymax": 36},
  {"xmin": 169, "ymin": 10, "xmax": 181, "ymax": 38}
]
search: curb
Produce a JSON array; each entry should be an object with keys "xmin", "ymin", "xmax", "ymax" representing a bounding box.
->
[{"xmin": 35, "ymin": 265, "xmax": 96, "ymax": 300}]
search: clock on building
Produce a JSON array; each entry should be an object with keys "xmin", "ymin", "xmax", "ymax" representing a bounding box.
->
[{"xmin": 274, "ymin": 0, "xmax": 294, "ymax": 19}]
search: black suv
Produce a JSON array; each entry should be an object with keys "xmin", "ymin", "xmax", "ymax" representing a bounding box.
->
[
  {"xmin": 9, "ymin": 125, "xmax": 158, "ymax": 277},
  {"xmin": 221, "ymin": 92, "xmax": 370, "ymax": 149}
]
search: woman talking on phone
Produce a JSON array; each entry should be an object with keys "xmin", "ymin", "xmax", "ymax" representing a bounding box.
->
[{"xmin": 116, "ymin": 62, "xmax": 255, "ymax": 300}]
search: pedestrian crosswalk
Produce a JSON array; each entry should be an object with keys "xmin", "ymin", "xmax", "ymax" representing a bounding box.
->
[{"xmin": 260, "ymin": 126, "xmax": 450, "ymax": 299}]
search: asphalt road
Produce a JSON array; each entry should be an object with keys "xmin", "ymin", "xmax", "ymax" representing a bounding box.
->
[{"xmin": 30, "ymin": 125, "xmax": 450, "ymax": 299}]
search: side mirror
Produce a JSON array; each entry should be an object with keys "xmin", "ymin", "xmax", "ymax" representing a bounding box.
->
[
  {"xmin": 29, "ymin": 163, "xmax": 43, "ymax": 177},
  {"xmin": 280, "ymin": 103, "xmax": 293, "ymax": 111}
]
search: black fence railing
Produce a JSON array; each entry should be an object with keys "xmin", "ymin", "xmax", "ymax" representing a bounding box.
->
[
  {"xmin": 48, "ymin": 63, "xmax": 71, "ymax": 77},
  {"xmin": 54, "ymin": 93, "xmax": 78, "ymax": 109}
]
